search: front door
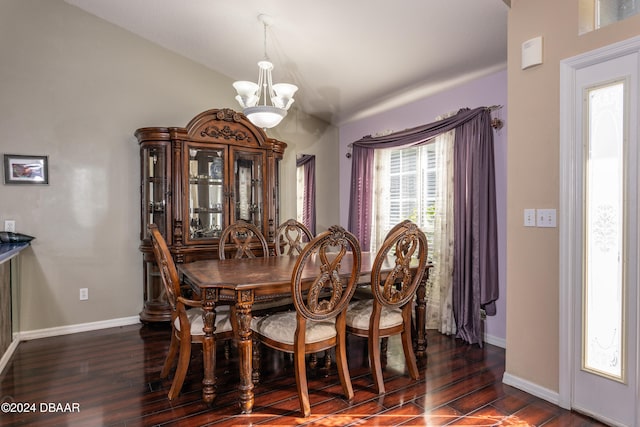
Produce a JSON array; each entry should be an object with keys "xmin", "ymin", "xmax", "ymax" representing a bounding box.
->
[{"xmin": 560, "ymin": 39, "xmax": 639, "ymax": 427}]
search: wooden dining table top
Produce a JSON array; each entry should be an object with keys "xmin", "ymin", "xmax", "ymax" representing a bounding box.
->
[{"xmin": 177, "ymin": 251, "xmax": 399, "ymax": 293}]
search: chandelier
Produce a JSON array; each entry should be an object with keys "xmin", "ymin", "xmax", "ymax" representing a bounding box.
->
[{"xmin": 233, "ymin": 14, "xmax": 298, "ymax": 129}]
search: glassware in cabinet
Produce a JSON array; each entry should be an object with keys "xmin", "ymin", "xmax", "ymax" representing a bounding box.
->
[
  {"xmin": 186, "ymin": 146, "xmax": 225, "ymax": 241},
  {"xmin": 141, "ymin": 144, "xmax": 169, "ymax": 240}
]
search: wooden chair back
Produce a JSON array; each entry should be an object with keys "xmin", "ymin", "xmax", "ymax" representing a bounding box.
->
[
  {"xmin": 148, "ymin": 223, "xmax": 181, "ymax": 316},
  {"xmin": 292, "ymin": 225, "xmax": 361, "ymax": 323},
  {"xmin": 218, "ymin": 220, "xmax": 269, "ymax": 259},
  {"xmin": 371, "ymin": 221, "xmax": 429, "ymax": 311},
  {"xmin": 275, "ymin": 218, "xmax": 313, "ymax": 256}
]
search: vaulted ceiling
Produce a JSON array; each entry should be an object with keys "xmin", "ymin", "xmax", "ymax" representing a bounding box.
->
[{"xmin": 65, "ymin": 0, "xmax": 508, "ymax": 125}]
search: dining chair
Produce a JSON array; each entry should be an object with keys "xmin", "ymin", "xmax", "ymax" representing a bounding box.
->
[
  {"xmin": 345, "ymin": 220, "xmax": 428, "ymax": 394},
  {"xmin": 251, "ymin": 225, "xmax": 361, "ymax": 417},
  {"xmin": 148, "ymin": 224, "xmax": 234, "ymax": 400},
  {"xmin": 218, "ymin": 219, "xmax": 269, "ymax": 259},
  {"xmin": 274, "ymin": 218, "xmax": 313, "ymax": 256},
  {"xmin": 275, "ymin": 218, "xmax": 331, "ymax": 369}
]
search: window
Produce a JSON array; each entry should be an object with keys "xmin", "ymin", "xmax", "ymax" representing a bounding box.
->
[{"xmin": 371, "ymin": 144, "xmax": 437, "ymax": 252}]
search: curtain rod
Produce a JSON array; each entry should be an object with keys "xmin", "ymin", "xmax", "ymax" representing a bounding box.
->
[{"xmin": 346, "ymin": 105, "xmax": 504, "ymax": 158}]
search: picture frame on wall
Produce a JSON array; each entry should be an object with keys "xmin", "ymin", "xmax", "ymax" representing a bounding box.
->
[{"xmin": 3, "ymin": 154, "xmax": 49, "ymax": 185}]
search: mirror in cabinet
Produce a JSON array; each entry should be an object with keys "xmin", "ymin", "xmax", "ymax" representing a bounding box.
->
[
  {"xmin": 187, "ymin": 147, "xmax": 225, "ymax": 241},
  {"xmin": 232, "ymin": 149, "xmax": 265, "ymax": 229}
]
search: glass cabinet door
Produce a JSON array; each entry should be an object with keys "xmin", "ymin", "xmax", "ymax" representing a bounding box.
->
[
  {"xmin": 142, "ymin": 145, "xmax": 168, "ymax": 238},
  {"xmin": 232, "ymin": 149, "xmax": 266, "ymax": 229},
  {"xmin": 187, "ymin": 146, "xmax": 225, "ymax": 241}
]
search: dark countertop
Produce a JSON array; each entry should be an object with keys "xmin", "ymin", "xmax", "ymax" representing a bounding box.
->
[{"xmin": 0, "ymin": 242, "xmax": 30, "ymax": 264}]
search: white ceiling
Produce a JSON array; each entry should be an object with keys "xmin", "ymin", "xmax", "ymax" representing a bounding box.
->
[{"xmin": 64, "ymin": 0, "xmax": 508, "ymax": 125}]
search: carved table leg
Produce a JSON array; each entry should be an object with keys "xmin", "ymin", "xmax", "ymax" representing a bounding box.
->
[
  {"xmin": 201, "ymin": 291, "xmax": 218, "ymax": 404},
  {"xmin": 252, "ymin": 337, "xmax": 261, "ymax": 384},
  {"xmin": 236, "ymin": 290, "xmax": 255, "ymax": 413},
  {"xmin": 415, "ymin": 276, "xmax": 427, "ymax": 358}
]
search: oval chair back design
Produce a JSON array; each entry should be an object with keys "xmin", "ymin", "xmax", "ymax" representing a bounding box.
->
[
  {"xmin": 372, "ymin": 221, "xmax": 428, "ymax": 310},
  {"xmin": 218, "ymin": 220, "xmax": 269, "ymax": 259},
  {"xmin": 292, "ymin": 225, "xmax": 361, "ymax": 322},
  {"xmin": 275, "ymin": 218, "xmax": 313, "ymax": 256}
]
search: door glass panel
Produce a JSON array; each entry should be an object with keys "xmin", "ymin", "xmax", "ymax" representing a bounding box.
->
[
  {"xmin": 579, "ymin": 0, "xmax": 639, "ymax": 34},
  {"xmin": 233, "ymin": 151, "xmax": 263, "ymax": 228},
  {"xmin": 144, "ymin": 146, "xmax": 167, "ymax": 236},
  {"xmin": 188, "ymin": 147, "xmax": 224, "ymax": 239},
  {"xmin": 583, "ymin": 81, "xmax": 624, "ymax": 380}
]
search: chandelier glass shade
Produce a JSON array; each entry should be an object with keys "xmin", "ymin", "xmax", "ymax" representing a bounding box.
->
[{"xmin": 233, "ymin": 16, "xmax": 298, "ymax": 129}]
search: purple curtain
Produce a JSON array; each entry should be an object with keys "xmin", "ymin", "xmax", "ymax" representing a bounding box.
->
[
  {"xmin": 347, "ymin": 106, "xmax": 498, "ymax": 345},
  {"xmin": 452, "ymin": 110, "xmax": 499, "ymax": 346},
  {"xmin": 348, "ymin": 107, "xmax": 487, "ymax": 251},
  {"xmin": 296, "ymin": 154, "xmax": 316, "ymax": 235}
]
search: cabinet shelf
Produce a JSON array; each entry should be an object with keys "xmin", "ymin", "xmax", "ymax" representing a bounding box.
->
[
  {"xmin": 189, "ymin": 177, "xmax": 223, "ymax": 185},
  {"xmin": 190, "ymin": 228, "xmax": 222, "ymax": 239},
  {"xmin": 193, "ymin": 207, "xmax": 223, "ymax": 214}
]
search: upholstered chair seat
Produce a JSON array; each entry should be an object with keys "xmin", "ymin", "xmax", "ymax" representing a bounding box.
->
[
  {"xmin": 251, "ymin": 311, "xmax": 336, "ymax": 345},
  {"xmin": 346, "ymin": 299, "xmax": 403, "ymax": 331},
  {"xmin": 176, "ymin": 305, "xmax": 232, "ymax": 336}
]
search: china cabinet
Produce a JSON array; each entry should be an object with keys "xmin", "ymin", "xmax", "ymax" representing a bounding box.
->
[{"xmin": 136, "ymin": 108, "xmax": 287, "ymax": 322}]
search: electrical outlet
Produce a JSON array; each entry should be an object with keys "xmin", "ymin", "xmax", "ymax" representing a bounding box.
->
[
  {"xmin": 4, "ymin": 220, "xmax": 15, "ymax": 232},
  {"xmin": 524, "ymin": 209, "xmax": 536, "ymax": 227},
  {"xmin": 79, "ymin": 288, "xmax": 89, "ymax": 301}
]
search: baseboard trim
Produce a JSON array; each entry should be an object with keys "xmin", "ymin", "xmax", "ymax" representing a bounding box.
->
[
  {"xmin": 502, "ymin": 372, "xmax": 565, "ymax": 408},
  {"xmin": 0, "ymin": 339, "xmax": 21, "ymax": 377},
  {"xmin": 18, "ymin": 316, "xmax": 141, "ymax": 341},
  {"xmin": 484, "ymin": 333, "xmax": 506, "ymax": 348},
  {"xmin": 1, "ymin": 316, "xmax": 140, "ymax": 376}
]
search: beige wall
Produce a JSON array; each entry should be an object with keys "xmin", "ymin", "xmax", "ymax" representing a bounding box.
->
[
  {"xmin": 507, "ymin": 0, "xmax": 640, "ymax": 392},
  {"xmin": 0, "ymin": 0, "xmax": 337, "ymax": 331}
]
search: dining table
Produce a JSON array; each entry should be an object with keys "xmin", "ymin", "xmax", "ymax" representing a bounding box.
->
[{"xmin": 177, "ymin": 251, "xmax": 431, "ymax": 414}]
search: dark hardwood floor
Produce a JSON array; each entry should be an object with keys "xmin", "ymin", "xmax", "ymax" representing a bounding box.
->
[{"xmin": 0, "ymin": 323, "xmax": 606, "ymax": 426}]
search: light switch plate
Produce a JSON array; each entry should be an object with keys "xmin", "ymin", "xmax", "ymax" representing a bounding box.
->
[
  {"xmin": 524, "ymin": 209, "xmax": 536, "ymax": 227},
  {"xmin": 4, "ymin": 220, "xmax": 15, "ymax": 232},
  {"xmin": 537, "ymin": 209, "xmax": 557, "ymax": 227}
]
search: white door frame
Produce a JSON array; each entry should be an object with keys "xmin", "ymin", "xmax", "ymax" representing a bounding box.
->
[{"xmin": 560, "ymin": 35, "xmax": 640, "ymax": 426}]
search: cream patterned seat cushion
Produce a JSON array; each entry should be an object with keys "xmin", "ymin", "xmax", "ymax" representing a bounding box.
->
[
  {"xmin": 346, "ymin": 299, "xmax": 403, "ymax": 330},
  {"xmin": 175, "ymin": 305, "xmax": 232, "ymax": 336},
  {"xmin": 251, "ymin": 311, "xmax": 336, "ymax": 345}
]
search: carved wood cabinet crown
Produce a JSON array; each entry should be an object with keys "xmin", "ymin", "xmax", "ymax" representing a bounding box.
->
[{"xmin": 135, "ymin": 108, "xmax": 287, "ymax": 322}]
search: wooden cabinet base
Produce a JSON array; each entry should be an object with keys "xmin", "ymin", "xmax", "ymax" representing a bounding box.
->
[{"xmin": 139, "ymin": 301, "xmax": 171, "ymax": 323}]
